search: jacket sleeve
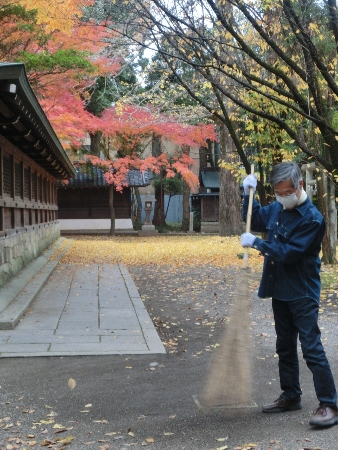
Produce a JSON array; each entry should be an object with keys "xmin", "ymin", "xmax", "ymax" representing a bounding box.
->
[
  {"xmin": 252, "ymin": 218, "xmax": 325, "ymax": 264},
  {"xmin": 242, "ymin": 195, "xmax": 271, "ymax": 232}
]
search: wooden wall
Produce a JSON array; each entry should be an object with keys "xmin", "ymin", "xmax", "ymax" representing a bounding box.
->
[
  {"xmin": 58, "ymin": 187, "xmax": 131, "ymax": 219},
  {"xmin": 0, "ymin": 138, "xmax": 58, "ymax": 237},
  {"xmin": 201, "ymin": 195, "xmax": 219, "ymax": 222}
]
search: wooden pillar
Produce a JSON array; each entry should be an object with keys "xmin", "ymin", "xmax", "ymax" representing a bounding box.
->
[
  {"xmin": 10, "ymin": 155, "xmax": 14, "ymax": 199},
  {"xmin": 35, "ymin": 171, "xmax": 38, "ymax": 203},
  {"xmin": 28, "ymin": 167, "xmax": 32, "ymax": 201},
  {"xmin": 20, "ymin": 161, "xmax": 24, "ymax": 199}
]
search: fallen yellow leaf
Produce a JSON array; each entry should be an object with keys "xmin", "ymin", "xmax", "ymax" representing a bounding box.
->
[
  {"xmin": 55, "ymin": 436, "xmax": 74, "ymax": 444},
  {"xmin": 61, "ymin": 236, "xmax": 262, "ymax": 269}
]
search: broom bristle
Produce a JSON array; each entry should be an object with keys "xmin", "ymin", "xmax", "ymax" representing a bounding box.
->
[{"xmin": 200, "ymin": 266, "xmax": 252, "ymax": 408}]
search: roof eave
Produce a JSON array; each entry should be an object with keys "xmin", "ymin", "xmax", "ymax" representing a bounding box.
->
[{"xmin": 0, "ymin": 63, "xmax": 75, "ymax": 179}]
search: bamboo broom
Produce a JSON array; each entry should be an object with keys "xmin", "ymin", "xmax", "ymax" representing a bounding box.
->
[{"xmin": 200, "ymin": 164, "xmax": 255, "ymax": 408}]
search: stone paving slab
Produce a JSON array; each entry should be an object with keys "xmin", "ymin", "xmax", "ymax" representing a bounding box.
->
[
  {"xmin": 100, "ymin": 318, "xmax": 141, "ymax": 330},
  {"xmin": 0, "ymin": 238, "xmax": 73, "ymax": 329},
  {"xmin": 6, "ymin": 334, "xmax": 101, "ymax": 344},
  {"xmin": 0, "ymin": 253, "xmax": 165, "ymax": 357}
]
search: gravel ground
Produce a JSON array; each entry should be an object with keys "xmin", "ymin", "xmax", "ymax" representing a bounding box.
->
[
  {"xmin": 128, "ymin": 263, "xmax": 338, "ymax": 450},
  {"xmin": 1, "ymin": 262, "xmax": 338, "ymax": 450}
]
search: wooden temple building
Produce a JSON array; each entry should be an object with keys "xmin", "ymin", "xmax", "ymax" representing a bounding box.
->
[
  {"xmin": 57, "ymin": 166, "xmax": 151, "ymax": 233},
  {"xmin": 190, "ymin": 168, "xmax": 220, "ymax": 233},
  {"xmin": 0, "ymin": 63, "xmax": 74, "ymax": 286}
]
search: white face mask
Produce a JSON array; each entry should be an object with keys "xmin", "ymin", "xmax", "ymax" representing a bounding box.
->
[{"xmin": 275, "ymin": 193, "xmax": 298, "ymax": 209}]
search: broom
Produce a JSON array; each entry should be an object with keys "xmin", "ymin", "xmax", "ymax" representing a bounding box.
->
[{"xmin": 199, "ymin": 164, "xmax": 255, "ymax": 407}]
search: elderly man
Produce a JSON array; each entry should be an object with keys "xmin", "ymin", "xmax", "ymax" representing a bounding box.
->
[{"xmin": 241, "ymin": 161, "xmax": 338, "ymax": 427}]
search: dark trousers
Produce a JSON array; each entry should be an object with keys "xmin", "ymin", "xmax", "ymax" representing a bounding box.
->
[{"xmin": 272, "ymin": 297, "xmax": 337, "ymax": 407}]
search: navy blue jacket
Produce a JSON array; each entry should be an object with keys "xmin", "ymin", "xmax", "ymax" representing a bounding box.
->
[{"xmin": 242, "ymin": 195, "xmax": 325, "ymax": 301}]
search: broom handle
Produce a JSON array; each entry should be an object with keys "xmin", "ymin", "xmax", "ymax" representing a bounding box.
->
[{"xmin": 244, "ymin": 164, "xmax": 255, "ymax": 263}]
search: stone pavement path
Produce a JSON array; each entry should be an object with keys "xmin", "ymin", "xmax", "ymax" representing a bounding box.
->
[{"xmin": 0, "ymin": 263, "xmax": 165, "ymax": 357}]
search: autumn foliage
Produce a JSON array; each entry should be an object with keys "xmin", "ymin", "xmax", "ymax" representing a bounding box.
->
[
  {"xmin": 86, "ymin": 151, "xmax": 199, "ymax": 191},
  {"xmin": 0, "ymin": 0, "xmax": 217, "ymax": 197}
]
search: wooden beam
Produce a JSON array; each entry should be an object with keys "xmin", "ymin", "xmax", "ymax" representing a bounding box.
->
[{"xmin": 0, "ymin": 115, "xmax": 21, "ymax": 125}]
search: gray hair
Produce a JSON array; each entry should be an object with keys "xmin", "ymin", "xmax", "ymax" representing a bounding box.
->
[{"xmin": 270, "ymin": 162, "xmax": 302, "ymax": 189}]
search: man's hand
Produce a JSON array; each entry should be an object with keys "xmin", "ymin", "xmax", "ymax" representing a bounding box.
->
[
  {"xmin": 243, "ymin": 174, "xmax": 257, "ymax": 194},
  {"xmin": 241, "ymin": 232, "xmax": 257, "ymax": 248}
]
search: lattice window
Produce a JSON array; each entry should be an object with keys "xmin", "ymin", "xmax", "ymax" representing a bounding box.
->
[
  {"xmin": 3, "ymin": 154, "xmax": 11, "ymax": 195},
  {"xmin": 15, "ymin": 162, "xmax": 22, "ymax": 197},
  {"xmin": 31, "ymin": 172, "xmax": 37, "ymax": 200},
  {"xmin": 24, "ymin": 168, "xmax": 30, "ymax": 199}
]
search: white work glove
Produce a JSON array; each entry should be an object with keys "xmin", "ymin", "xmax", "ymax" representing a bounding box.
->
[
  {"xmin": 243, "ymin": 174, "xmax": 257, "ymax": 194},
  {"xmin": 241, "ymin": 232, "xmax": 257, "ymax": 248}
]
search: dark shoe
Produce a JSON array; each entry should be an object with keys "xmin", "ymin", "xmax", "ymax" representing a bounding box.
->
[
  {"xmin": 262, "ymin": 397, "xmax": 302, "ymax": 413},
  {"xmin": 309, "ymin": 406, "xmax": 338, "ymax": 427}
]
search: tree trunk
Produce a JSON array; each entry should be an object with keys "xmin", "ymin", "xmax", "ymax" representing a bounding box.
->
[
  {"xmin": 317, "ymin": 169, "xmax": 336, "ymax": 264},
  {"xmin": 257, "ymin": 162, "xmax": 268, "ymax": 206},
  {"xmin": 89, "ymin": 131, "xmax": 103, "ymax": 156},
  {"xmin": 219, "ymin": 125, "xmax": 242, "ymax": 236},
  {"xmin": 208, "ymin": 139, "xmax": 215, "ymax": 168},
  {"xmin": 134, "ymin": 187, "xmax": 142, "ymax": 224},
  {"xmin": 181, "ymin": 178, "xmax": 190, "ymax": 232},
  {"xmin": 199, "ymin": 145, "xmax": 208, "ymax": 177},
  {"xmin": 109, "ymin": 184, "xmax": 115, "ymax": 236},
  {"xmin": 152, "ymin": 171, "xmax": 166, "ymax": 228},
  {"xmin": 311, "ymin": 124, "xmax": 336, "ymax": 264},
  {"xmin": 181, "ymin": 145, "xmax": 191, "ymax": 232},
  {"xmin": 327, "ymin": 175, "xmax": 337, "ymax": 263},
  {"xmin": 152, "ymin": 135, "xmax": 165, "ymax": 228}
]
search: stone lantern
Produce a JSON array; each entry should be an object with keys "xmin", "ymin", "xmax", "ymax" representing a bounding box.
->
[{"xmin": 138, "ymin": 192, "xmax": 158, "ymax": 236}]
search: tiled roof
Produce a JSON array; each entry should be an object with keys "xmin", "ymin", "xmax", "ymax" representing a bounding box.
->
[
  {"xmin": 126, "ymin": 169, "xmax": 151, "ymax": 187},
  {"xmin": 0, "ymin": 63, "xmax": 75, "ymax": 179},
  {"xmin": 201, "ymin": 169, "xmax": 220, "ymax": 189},
  {"xmin": 57, "ymin": 165, "xmax": 151, "ymax": 188}
]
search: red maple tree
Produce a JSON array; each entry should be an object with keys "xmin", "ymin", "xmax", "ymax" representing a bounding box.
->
[{"xmin": 6, "ymin": 1, "xmax": 217, "ymax": 198}]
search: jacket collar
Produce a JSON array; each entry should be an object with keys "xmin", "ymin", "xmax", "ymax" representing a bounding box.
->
[{"xmin": 294, "ymin": 196, "xmax": 311, "ymax": 216}]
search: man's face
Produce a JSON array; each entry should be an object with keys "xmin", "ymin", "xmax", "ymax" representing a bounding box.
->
[{"xmin": 274, "ymin": 179, "xmax": 303, "ymax": 209}]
